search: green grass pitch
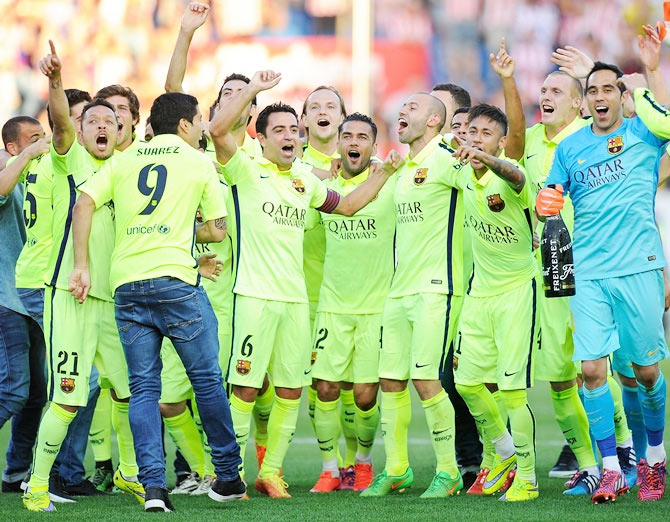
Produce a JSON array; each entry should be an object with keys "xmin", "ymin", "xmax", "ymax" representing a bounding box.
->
[{"xmin": 1, "ymin": 375, "xmax": 669, "ymax": 520}]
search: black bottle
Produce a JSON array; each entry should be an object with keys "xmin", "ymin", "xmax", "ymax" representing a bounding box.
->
[{"xmin": 541, "ymin": 209, "xmax": 576, "ymax": 298}]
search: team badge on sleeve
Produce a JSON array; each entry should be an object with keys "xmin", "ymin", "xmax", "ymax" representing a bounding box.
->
[
  {"xmin": 292, "ymin": 179, "xmax": 306, "ymax": 194},
  {"xmin": 414, "ymin": 168, "xmax": 428, "ymax": 185},
  {"xmin": 607, "ymin": 136, "xmax": 623, "ymax": 154},
  {"xmin": 487, "ymin": 193, "xmax": 505, "ymax": 212},
  {"xmin": 236, "ymin": 360, "xmax": 251, "ymax": 375},
  {"xmin": 60, "ymin": 378, "xmax": 75, "ymax": 393}
]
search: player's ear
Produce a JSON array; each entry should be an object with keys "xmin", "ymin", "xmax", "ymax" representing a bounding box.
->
[
  {"xmin": 256, "ymin": 132, "xmax": 266, "ymax": 148},
  {"xmin": 372, "ymin": 141, "xmax": 378, "ymax": 156},
  {"xmin": 427, "ymin": 113, "xmax": 441, "ymax": 129},
  {"xmin": 498, "ymin": 134, "xmax": 507, "ymax": 151},
  {"xmin": 5, "ymin": 142, "xmax": 18, "ymax": 156}
]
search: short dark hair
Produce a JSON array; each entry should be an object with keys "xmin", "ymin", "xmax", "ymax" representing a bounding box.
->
[
  {"xmin": 150, "ymin": 92, "xmax": 199, "ymax": 136},
  {"xmin": 217, "ymin": 73, "xmax": 257, "ymax": 107},
  {"xmin": 302, "ymin": 86, "xmax": 347, "ymax": 117},
  {"xmin": 2, "ymin": 116, "xmax": 40, "ymax": 148},
  {"xmin": 338, "ymin": 112, "xmax": 377, "ymax": 141},
  {"xmin": 255, "ymin": 102, "xmax": 298, "ymax": 136},
  {"xmin": 585, "ymin": 61, "xmax": 625, "ymax": 93},
  {"xmin": 453, "ymin": 106, "xmax": 470, "ymax": 118},
  {"xmin": 80, "ymin": 98, "xmax": 117, "ymax": 124},
  {"xmin": 432, "ymin": 83, "xmax": 472, "ymax": 109},
  {"xmin": 467, "ymin": 103, "xmax": 508, "ymax": 135},
  {"xmin": 95, "ymin": 84, "xmax": 141, "ymax": 124},
  {"xmin": 47, "ymin": 88, "xmax": 91, "ymax": 131}
]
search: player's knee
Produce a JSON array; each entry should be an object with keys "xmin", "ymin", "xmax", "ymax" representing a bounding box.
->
[
  {"xmin": 550, "ymin": 379, "xmax": 576, "ymax": 392},
  {"xmin": 455, "ymin": 383, "xmax": 484, "ymax": 400},
  {"xmin": 580, "ymin": 360, "xmax": 607, "ymax": 387},
  {"xmin": 499, "ymin": 389, "xmax": 527, "ymax": 410},
  {"xmin": 354, "ymin": 386, "xmax": 378, "ymax": 411},
  {"xmin": 633, "ymin": 363, "xmax": 660, "ymax": 389},
  {"xmin": 316, "ymin": 380, "xmax": 339, "ymax": 402},
  {"xmin": 159, "ymin": 401, "xmax": 186, "ymax": 418}
]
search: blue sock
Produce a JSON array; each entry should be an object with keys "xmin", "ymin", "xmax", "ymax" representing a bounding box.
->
[
  {"xmin": 622, "ymin": 385, "xmax": 647, "ymax": 461},
  {"xmin": 637, "ymin": 372, "xmax": 666, "ymax": 447},
  {"xmin": 579, "ymin": 386, "xmax": 599, "ymax": 461},
  {"xmin": 583, "ymin": 383, "xmax": 616, "ymax": 458}
]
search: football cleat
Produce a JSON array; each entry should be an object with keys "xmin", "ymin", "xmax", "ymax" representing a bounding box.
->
[
  {"xmin": 467, "ymin": 468, "xmax": 489, "ymax": 495},
  {"xmin": 482, "ymin": 454, "xmax": 516, "ymax": 495},
  {"xmin": 23, "ymin": 488, "xmax": 56, "ymax": 512},
  {"xmin": 113, "ymin": 469, "xmax": 145, "ymax": 505},
  {"xmin": 617, "ymin": 446, "xmax": 637, "ymax": 489},
  {"xmin": 353, "ymin": 463, "xmax": 374, "ymax": 492},
  {"xmin": 563, "ymin": 470, "xmax": 600, "ymax": 496},
  {"xmin": 591, "ymin": 468, "xmax": 628, "ymax": 504},
  {"xmin": 360, "ymin": 468, "xmax": 414, "ymax": 497},
  {"xmin": 90, "ymin": 466, "xmax": 114, "ymax": 493},
  {"xmin": 310, "ymin": 471, "xmax": 341, "ymax": 493},
  {"xmin": 638, "ymin": 459, "xmax": 666, "ymax": 502},
  {"xmin": 255, "ymin": 474, "xmax": 291, "ymax": 499},
  {"xmin": 499, "ymin": 476, "xmax": 539, "ymax": 502},
  {"xmin": 548, "ymin": 444, "xmax": 578, "ymax": 478},
  {"xmin": 191, "ymin": 475, "xmax": 215, "ymax": 496},
  {"xmin": 170, "ymin": 472, "xmax": 200, "ymax": 494},
  {"xmin": 340, "ymin": 466, "xmax": 355, "ymax": 490},
  {"xmin": 420, "ymin": 471, "xmax": 463, "ymax": 498}
]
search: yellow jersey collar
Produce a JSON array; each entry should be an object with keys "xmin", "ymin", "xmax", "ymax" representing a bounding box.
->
[
  {"xmin": 304, "ymin": 143, "xmax": 339, "ymax": 164},
  {"xmin": 406, "ymin": 134, "xmax": 442, "ymax": 166},
  {"xmin": 543, "ymin": 116, "xmax": 584, "ymax": 145},
  {"xmin": 338, "ymin": 167, "xmax": 370, "ymax": 186}
]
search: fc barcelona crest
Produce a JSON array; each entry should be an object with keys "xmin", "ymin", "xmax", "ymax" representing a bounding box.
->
[
  {"xmin": 236, "ymin": 360, "xmax": 251, "ymax": 375},
  {"xmin": 487, "ymin": 193, "xmax": 505, "ymax": 212},
  {"xmin": 414, "ymin": 168, "xmax": 428, "ymax": 185},
  {"xmin": 607, "ymin": 136, "xmax": 623, "ymax": 154},
  {"xmin": 60, "ymin": 378, "xmax": 75, "ymax": 393},
  {"xmin": 292, "ymin": 179, "xmax": 306, "ymax": 193}
]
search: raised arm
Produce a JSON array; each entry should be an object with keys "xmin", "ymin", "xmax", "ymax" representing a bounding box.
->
[
  {"xmin": 638, "ymin": 24, "xmax": 668, "ymax": 105},
  {"xmin": 164, "ymin": 2, "xmax": 210, "ymax": 93},
  {"xmin": 453, "ymin": 145, "xmax": 525, "ymax": 193},
  {"xmin": 620, "ymin": 74, "xmax": 670, "ymax": 139},
  {"xmin": 490, "ymin": 38, "xmax": 525, "ymax": 160},
  {"xmin": 210, "ymin": 70, "xmax": 281, "ymax": 164},
  {"xmin": 0, "ymin": 137, "xmax": 50, "ymax": 197},
  {"xmin": 38, "ymin": 41, "xmax": 74, "ymax": 155},
  {"xmin": 551, "ymin": 45, "xmax": 594, "ymax": 81}
]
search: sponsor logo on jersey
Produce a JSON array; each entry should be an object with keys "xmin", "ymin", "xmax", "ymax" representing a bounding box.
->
[
  {"xmin": 607, "ymin": 136, "xmax": 623, "ymax": 154},
  {"xmin": 60, "ymin": 378, "xmax": 75, "ymax": 393},
  {"xmin": 413, "ymin": 167, "xmax": 428, "ymax": 185},
  {"xmin": 236, "ymin": 360, "xmax": 251, "ymax": 375},
  {"xmin": 292, "ymin": 178, "xmax": 306, "ymax": 193},
  {"xmin": 573, "ymin": 158, "xmax": 626, "ymax": 189},
  {"xmin": 487, "ymin": 193, "xmax": 505, "ymax": 212}
]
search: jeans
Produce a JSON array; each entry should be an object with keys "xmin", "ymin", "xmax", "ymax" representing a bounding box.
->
[
  {"xmin": 0, "ymin": 302, "xmax": 47, "ymax": 482},
  {"xmin": 441, "ymin": 343, "xmax": 482, "ymax": 469},
  {"xmin": 115, "ymin": 277, "xmax": 240, "ymax": 489},
  {"xmin": 11, "ymin": 288, "xmax": 101, "ymax": 486}
]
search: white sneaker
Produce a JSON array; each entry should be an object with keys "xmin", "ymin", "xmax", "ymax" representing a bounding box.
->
[
  {"xmin": 170, "ymin": 472, "xmax": 200, "ymax": 494},
  {"xmin": 190, "ymin": 475, "xmax": 215, "ymax": 496}
]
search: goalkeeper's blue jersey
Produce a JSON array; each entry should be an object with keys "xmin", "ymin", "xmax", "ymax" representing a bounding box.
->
[{"xmin": 546, "ymin": 116, "xmax": 666, "ymax": 280}]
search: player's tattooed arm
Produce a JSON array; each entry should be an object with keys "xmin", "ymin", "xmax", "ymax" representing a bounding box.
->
[
  {"xmin": 210, "ymin": 70, "xmax": 282, "ymax": 164},
  {"xmin": 0, "ymin": 137, "xmax": 50, "ymax": 197},
  {"xmin": 195, "ymin": 217, "xmax": 227, "ymax": 243},
  {"xmin": 38, "ymin": 40, "xmax": 74, "ymax": 155},
  {"xmin": 165, "ymin": 2, "xmax": 210, "ymax": 93},
  {"xmin": 489, "ymin": 38, "xmax": 525, "ymax": 161},
  {"xmin": 453, "ymin": 145, "xmax": 525, "ymax": 193}
]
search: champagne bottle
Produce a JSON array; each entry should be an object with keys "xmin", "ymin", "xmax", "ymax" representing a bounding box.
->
[{"xmin": 541, "ymin": 187, "xmax": 575, "ymax": 297}]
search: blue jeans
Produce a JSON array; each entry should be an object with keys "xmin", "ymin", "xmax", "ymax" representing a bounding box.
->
[
  {"xmin": 11, "ymin": 288, "xmax": 100, "ymax": 486},
  {"xmin": 114, "ymin": 277, "xmax": 241, "ymax": 489},
  {"xmin": 0, "ymin": 302, "xmax": 46, "ymax": 483}
]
